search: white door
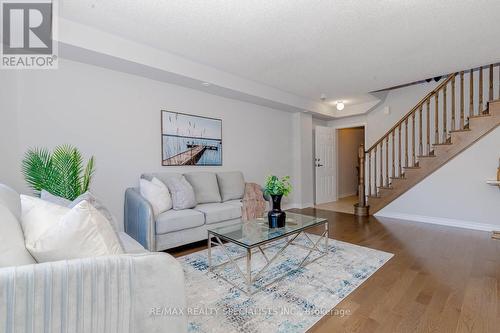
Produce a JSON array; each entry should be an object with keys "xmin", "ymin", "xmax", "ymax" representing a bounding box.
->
[{"xmin": 315, "ymin": 126, "xmax": 336, "ymax": 204}]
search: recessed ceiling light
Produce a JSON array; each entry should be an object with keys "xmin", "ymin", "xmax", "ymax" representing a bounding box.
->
[
  {"xmin": 201, "ymin": 82, "xmax": 211, "ymax": 87},
  {"xmin": 336, "ymin": 101, "xmax": 345, "ymax": 111}
]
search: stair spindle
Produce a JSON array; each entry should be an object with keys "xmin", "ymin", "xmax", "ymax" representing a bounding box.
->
[
  {"xmin": 460, "ymin": 71, "xmax": 465, "ymax": 128},
  {"xmin": 426, "ymin": 98, "xmax": 431, "ymax": 154},
  {"xmin": 374, "ymin": 146, "xmax": 377, "ymax": 195},
  {"xmin": 489, "ymin": 64, "xmax": 494, "ymax": 104},
  {"xmin": 451, "ymin": 76, "xmax": 456, "ymax": 131},
  {"xmin": 385, "ymin": 137, "xmax": 389, "ymax": 187},
  {"xmin": 392, "ymin": 131, "xmax": 395, "ymax": 180},
  {"xmin": 443, "ymin": 85, "xmax": 447, "ymax": 142},
  {"xmin": 412, "ymin": 113, "xmax": 416, "ymax": 165},
  {"xmin": 469, "ymin": 69, "xmax": 474, "ymax": 117},
  {"xmin": 434, "ymin": 92, "xmax": 439, "ymax": 144},
  {"xmin": 405, "ymin": 119, "xmax": 409, "ymax": 167},
  {"xmin": 419, "ymin": 105, "xmax": 423, "ymax": 156},
  {"xmin": 398, "ymin": 124, "xmax": 402, "ymax": 177},
  {"xmin": 479, "ymin": 67, "xmax": 483, "ymax": 113},
  {"xmin": 379, "ymin": 144, "xmax": 383, "ymax": 188},
  {"xmin": 367, "ymin": 151, "xmax": 371, "ymax": 197}
]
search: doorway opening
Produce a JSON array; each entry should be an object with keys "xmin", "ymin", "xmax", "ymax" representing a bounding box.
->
[{"xmin": 315, "ymin": 125, "xmax": 365, "ymax": 214}]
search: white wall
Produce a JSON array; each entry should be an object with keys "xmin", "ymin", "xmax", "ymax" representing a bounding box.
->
[
  {"xmin": 337, "ymin": 127, "xmax": 364, "ymax": 198},
  {"xmin": 0, "ymin": 72, "xmax": 20, "ymax": 188},
  {"xmin": 378, "ymin": 127, "xmax": 500, "ymax": 229},
  {"xmin": 1, "ymin": 59, "xmax": 303, "ymax": 229}
]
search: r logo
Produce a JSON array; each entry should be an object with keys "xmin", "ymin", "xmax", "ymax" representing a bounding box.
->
[{"xmin": 2, "ymin": 2, "xmax": 52, "ymax": 54}]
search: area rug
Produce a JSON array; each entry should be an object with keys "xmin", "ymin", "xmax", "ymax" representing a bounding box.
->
[{"xmin": 178, "ymin": 234, "xmax": 393, "ymax": 333}]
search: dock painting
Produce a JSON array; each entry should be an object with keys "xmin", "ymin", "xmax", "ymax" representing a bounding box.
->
[{"xmin": 161, "ymin": 111, "xmax": 222, "ymax": 166}]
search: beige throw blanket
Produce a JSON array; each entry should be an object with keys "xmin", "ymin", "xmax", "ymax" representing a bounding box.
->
[{"xmin": 242, "ymin": 183, "xmax": 268, "ymax": 221}]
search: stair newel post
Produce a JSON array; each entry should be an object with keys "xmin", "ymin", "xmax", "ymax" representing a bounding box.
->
[
  {"xmin": 354, "ymin": 144, "xmax": 369, "ymax": 216},
  {"xmin": 498, "ymin": 65, "xmax": 500, "ymax": 100},
  {"xmin": 443, "ymin": 84, "xmax": 447, "ymax": 142},
  {"xmin": 460, "ymin": 71, "xmax": 465, "ymax": 128},
  {"xmin": 379, "ymin": 143, "xmax": 383, "ymax": 188},
  {"xmin": 479, "ymin": 66, "xmax": 484, "ymax": 113},
  {"xmin": 451, "ymin": 75, "xmax": 456, "ymax": 131},
  {"xmin": 489, "ymin": 64, "xmax": 494, "ymax": 106}
]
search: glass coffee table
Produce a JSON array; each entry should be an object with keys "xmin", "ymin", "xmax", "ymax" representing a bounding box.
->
[{"xmin": 207, "ymin": 212, "xmax": 328, "ymax": 294}]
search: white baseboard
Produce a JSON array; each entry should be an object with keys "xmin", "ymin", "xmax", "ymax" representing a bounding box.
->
[{"xmin": 375, "ymin": 211, "xmax": 499, "ymax": 232}]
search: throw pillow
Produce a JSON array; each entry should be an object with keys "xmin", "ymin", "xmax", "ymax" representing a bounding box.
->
[
  {"xmin": 26, "ymin": 200, "xmax": 123, "ymax": 263},
  {"xmin": 41, "ymin": 189, "xmax": 72, "ymax": 206},
  {"xmin": 21, "ymin": 195, "xmax": 71, "ymax": 247},
  {"xmin": 165, "ymin": 176, "xmax": 197, "ymax": 210},
  {"xmin": 216, "ymin": 171, "xmax": 245, "ymax": 202},
  {"xmin": 139, "ymin": 177, "xmax": 172, "ymax": 216}
]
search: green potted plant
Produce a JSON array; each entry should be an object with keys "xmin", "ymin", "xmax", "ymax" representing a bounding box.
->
[
  {"xmin": 264, "ymin": 175, "xmax": 292, "ymax": 228},
  {"xmin": 22, "ymin": 144, "xmax": 95, "ymax": 200}
]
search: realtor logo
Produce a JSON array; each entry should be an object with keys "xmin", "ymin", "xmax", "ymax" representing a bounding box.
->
[{"xmin": 1, "ymin": 0, "xmax": 58, "ymax": 69}]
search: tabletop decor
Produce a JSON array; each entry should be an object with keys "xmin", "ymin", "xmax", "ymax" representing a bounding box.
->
[{"xmin": 264, "ymin": 175, "xmax": 292, "ymax": 228}]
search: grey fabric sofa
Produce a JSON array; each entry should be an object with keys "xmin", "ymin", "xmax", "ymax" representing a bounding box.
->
[
  {"xmin": 125, "ymin": 171, "xmax": 249, "ymax": 251},
  {"xmin": 0, "ymin": 184, "xmax": 188, "ymax": 333}
]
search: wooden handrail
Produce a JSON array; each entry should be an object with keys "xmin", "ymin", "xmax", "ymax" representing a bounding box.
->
[
  {"xmin": 361, "ymin": 62, "xmax": 499, "ymax": 214},
  {"xmin": 366, "ymin": 73, "xmax": 456, "ymax": 152}
]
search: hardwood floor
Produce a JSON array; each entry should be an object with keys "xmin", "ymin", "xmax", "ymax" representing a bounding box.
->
[{"xmin": 168, "ymin": 208, "xmax": 500, "ymax": 333}]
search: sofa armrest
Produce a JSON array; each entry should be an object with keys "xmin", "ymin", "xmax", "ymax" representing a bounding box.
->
[
  {"xmin": 124, "ymin": 187, "xmax": 156, "ymax": 251},
  {"xmin": 0, "ymin": 253, "xmax": 187, "ymax": 333}
]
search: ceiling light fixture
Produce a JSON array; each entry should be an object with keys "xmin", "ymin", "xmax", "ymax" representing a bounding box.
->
[{"xmin": 336, "ymin": 101, "xmax": 345, "ymax": 111}]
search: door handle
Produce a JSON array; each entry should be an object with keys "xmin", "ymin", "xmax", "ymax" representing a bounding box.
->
[{"xmin": 317, "ymin": 163, "xmax": 324, "ymax": 167}]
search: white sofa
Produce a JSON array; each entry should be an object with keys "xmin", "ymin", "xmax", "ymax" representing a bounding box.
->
[
  {"xmin": 125, "ymin": 171, "xmax": 248, "ymax": 251},
  {"xmin": 0, "ymin": 184, "xmax": 188, "ymax": 333}
]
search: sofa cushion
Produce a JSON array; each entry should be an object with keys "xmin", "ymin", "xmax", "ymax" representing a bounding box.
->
[
  {"xmin": 184, "ymin": 172, "xmax": 222, "ymax": 204},
  {"xmin": 0, "ymin": 184, "xmax": 21, "ymax": 220},
  {"xmin": 0, "ymin": 204, "xmax": 36, "ymax": 268},
  {"xmin": 194, "ymin": 202, "xmax": 242, "ymax": 225},
  {"xmin": 216, "ymin": 172, "xmax": 245, "ymax": 202},
  {"xmin": 156, "ymin": 209, "xmax": 204, "ymax": 234},
  {"xmin": 225, "ymin": 199, "xmax": 243, "ymax": 207}
]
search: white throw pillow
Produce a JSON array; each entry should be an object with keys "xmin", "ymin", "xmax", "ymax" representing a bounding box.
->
[
  {"xmin": 26, "ymin": 200, "xmax": 123, "ymax": 263},
  {"xmin": 21, "ymin": 195, "xmax": 71, "ymax": 246},
  {"xmin": 166, "ymin": 176, "xmax": 197, "ymax": 210},
  {"xmin": 139, "ymin": 177, "xmax": 172, "ymax": 216}
]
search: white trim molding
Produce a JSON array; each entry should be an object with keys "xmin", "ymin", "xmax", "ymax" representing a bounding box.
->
[{"xmin": 375, "ymin": 211, "xmax": 498, "ymax": 232}]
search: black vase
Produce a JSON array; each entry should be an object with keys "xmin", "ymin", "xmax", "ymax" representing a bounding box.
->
[{"xmin": 268, "ymin": 194, "xmax": 286, "ymax": 228}]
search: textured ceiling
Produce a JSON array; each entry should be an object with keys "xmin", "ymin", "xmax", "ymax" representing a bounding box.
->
[{"xmin": 60, "ymin": 0, "xmax": 500, "ymax": 101}]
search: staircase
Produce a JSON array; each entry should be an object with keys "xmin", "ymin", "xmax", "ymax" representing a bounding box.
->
[{"xmin": 357, "ymin": 63, "xmax": 500, "ymax": 215}]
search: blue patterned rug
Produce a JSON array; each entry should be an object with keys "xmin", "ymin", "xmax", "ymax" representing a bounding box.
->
[{"xmin": 178, "ymin": 234, "xmax": 393, "ymax": 333}]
